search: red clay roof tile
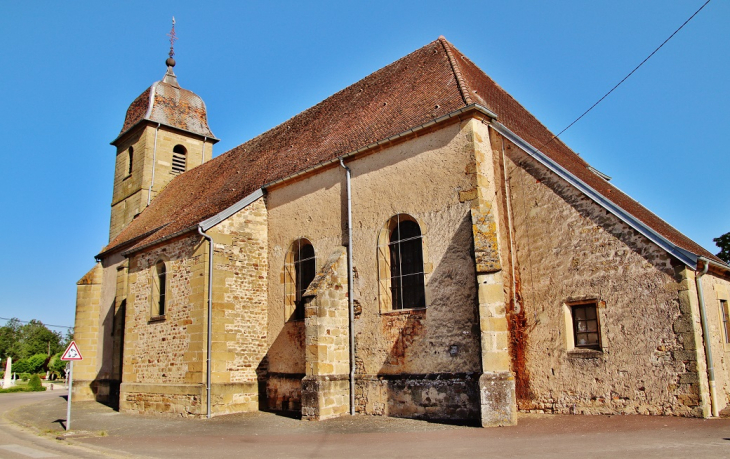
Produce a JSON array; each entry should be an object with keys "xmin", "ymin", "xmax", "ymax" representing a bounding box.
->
[{"xmin": 101, "ymin": 37, "xmax": 718, "ymax": 264}]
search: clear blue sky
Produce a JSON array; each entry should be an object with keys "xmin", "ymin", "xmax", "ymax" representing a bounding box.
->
[{"xmin": 0, "ymin": 1, "xmax": 727, "ymax": 330}]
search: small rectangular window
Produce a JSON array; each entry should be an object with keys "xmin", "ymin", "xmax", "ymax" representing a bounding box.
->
[
  {"xmin": 721, "ymin": 300, "xmax": 730, "ymax": 344},
  {"xmin": 571, "ymin": 302, "xmax": 601, "ymax": 350}
]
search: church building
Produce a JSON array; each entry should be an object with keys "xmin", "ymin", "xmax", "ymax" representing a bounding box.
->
[{"xmin": 73, "ymin": 37, "xmax": 730, "ymax": 426}]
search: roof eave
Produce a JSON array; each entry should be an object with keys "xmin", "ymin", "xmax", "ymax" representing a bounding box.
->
[
  {"xmin": 263, "ymin": 103, "xmax": 497, "ymax": 190},
  {"xmin": 110, "ymin": 119, "xmax": 220, "ymax": 146},
  {"xmin": 199, "ymin": 188, "xmax": 265, "ymax": 232}
]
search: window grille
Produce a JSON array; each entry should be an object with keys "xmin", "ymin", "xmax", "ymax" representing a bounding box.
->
[
  {"xmin": 287, "ymin": 239, "xmax": 315, "ymax": 321},
  {"xmin": 721, "ymin": 300, "xmax": 730, "ymax": 344},
  {"xmin": 571, "ymin": 303, "xmax": 600, "ymax": 350},
  {"xmin": 152, "ymin": 261, "xmax": 166, "ymax": 317},
  {"xmin": 388, "ymin": 216, "xmax": 425, "ymax": 310},
  {"xmin": 172, "ymin": 145, "xmax": 187, "ymax": 174}
]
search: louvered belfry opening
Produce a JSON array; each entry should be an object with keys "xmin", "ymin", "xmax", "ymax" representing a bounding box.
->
[{"xmin": 172, "ymin": 144, "xmax": 187, "ymax": 174}]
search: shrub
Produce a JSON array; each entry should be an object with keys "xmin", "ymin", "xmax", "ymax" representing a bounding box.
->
[
  {"xmin": 28, "ymin": 374, "xmax": 44, "ymax": 391},
  {"xmin": 20, "ymin": 373, "xmax": 30, "ymax": 382}
]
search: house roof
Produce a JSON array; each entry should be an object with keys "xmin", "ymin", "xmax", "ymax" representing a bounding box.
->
[
  {"xmin": 100, "ymin": 37, "xmax": 721, "ymax": 266},
  {"xmin": 113, "ymin": 65, "xmax": 217, "ymax": 145}
]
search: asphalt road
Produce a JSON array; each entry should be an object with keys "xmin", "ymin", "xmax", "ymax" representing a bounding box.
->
[{"xmin": 3, "ymin": 390, "xmax": 730, "ymax": 458}]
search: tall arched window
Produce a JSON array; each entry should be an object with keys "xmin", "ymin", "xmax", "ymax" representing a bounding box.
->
[
  {"xmin": 378, "ymin": 215, "xmax": 426, "ymax": 311},
  {"xmin": 151, "ymin": 260, "xmax": 167, "ymax": 318},
  {"xmin": 172, "ymin": 145, "xmax": 187, "ymax": 174},
  {"xmin": 285, "ymin": 239, "xmax": 315, "ymax": 321},
  {"xmin": 127, "ymin": 146, "xmax": 134, "ymax": 176}
]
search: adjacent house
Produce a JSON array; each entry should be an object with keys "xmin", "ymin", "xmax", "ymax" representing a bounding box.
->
[{"xmin": 73, "ymin": 37, "xmax": 730, "ymax": 426}]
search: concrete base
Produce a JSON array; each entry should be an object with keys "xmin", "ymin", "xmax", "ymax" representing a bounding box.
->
[
  {"xmin": 301, "ymin": 375, "xmax": 350, "ymax": 421},
  {"xmin": 479, "ymin": 371, "xmax": 517, "ymax": 427}
]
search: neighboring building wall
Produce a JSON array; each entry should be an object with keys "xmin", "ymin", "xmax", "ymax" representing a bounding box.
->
[
  {"xmin": 498, "ymin": 134, "xmax": 702, "ymax": 417},
  {"xmin": 699, "ymin": 271, "xmax": 730, "ymax": 414},
  {"xmin": 120, "ymin": 234, "xmax": 207, "ymax": 417},
  {"xmin": 266, "ymin": 118, "xmax": 482, "ymax": 421},
  {"xmin": 207, "ymin": 197, "xmax": 269, "ymax": 415}
]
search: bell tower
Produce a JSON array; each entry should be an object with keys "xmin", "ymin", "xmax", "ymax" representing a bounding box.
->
[{"xmin": 108, "ymin": 20, "xmax": 218, "ymax": 241}]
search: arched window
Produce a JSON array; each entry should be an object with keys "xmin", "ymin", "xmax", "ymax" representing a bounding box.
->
[
  {"xmin": 378, "ymin": 215, "xmax": 426, "ymax": 311},
  {"xmin": 285, "ymin": 239, "xmax": 316, "ymax": 321},
  {"xmin": 127, "ymin": 147, "xmax": 134, "ymax": 176},
  {"xmin": 172, "ymin": 145, "xmax": 187, "ymax": 174},
  {"xmin": 151, "ymin": 260, "xmax": 167, "ymax": 318}
]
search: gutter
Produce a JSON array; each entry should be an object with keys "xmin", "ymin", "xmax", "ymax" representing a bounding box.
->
[
  {"xmin": 339, "ymin": 159, "xmax": 356, "ymax": 415},
  {"xmin": 489, "ymin": 122, "xmax": 700, "ymax": 269}
]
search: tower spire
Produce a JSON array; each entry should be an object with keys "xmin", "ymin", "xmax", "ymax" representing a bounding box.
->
[
  {"xmin": 166, "ymin": 16, "xmax": 177, "ymax": 68},
  {"xmin": 163, "ymin": 17, "xmax": 179, "ymax": 86}
]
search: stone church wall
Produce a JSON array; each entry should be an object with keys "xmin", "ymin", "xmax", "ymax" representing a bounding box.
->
[
  {"xmin": 266, "ymin": 118, "xmax": 482, "ymax": 420},
  {"xmin": 120, "ymin": 234, "xmax": 207, "ymax": 417},
  {"xmin": 207, "ymin": 197, "xmax": 268, "ymax": 415},
  {"xmin": 497, "ymin": 135, "xmax": 703, "ymax": 416}
]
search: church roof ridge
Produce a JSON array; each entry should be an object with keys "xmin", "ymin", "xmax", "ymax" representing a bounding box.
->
[{"xmin": 438, "ymin": 36, "xmax": 473, "ymax": 106}]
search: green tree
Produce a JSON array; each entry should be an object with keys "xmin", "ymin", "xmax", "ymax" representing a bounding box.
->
[
  {"xmin": 0, "ymin": 319, "xmax": 65, "ymax": 361},
  {"xmin": 17, "ymin": 320, "xmax": 64, "ymax": 359},
  {"xmin": 0, "ymin": 318, "xmax": 22, "ymax": 361},
  {"xmin": 28, "ymin": 374, "xmax": 44, "ymax": 391},
  {"xmin": 715, "ymin": 232, "xmax": 730, "ymax": 264},
  {"xmin": 48, "ymin": 353, "xmax": 67, "ymax": 377},
  {"xmin": 12, "ymin": 353, "xmax": 48, "ymax": 374}
]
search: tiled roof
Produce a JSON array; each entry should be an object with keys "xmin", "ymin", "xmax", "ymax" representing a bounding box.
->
[
  {"xmin": 101, "ymin": 37, "xmax": 719, "ymax": 264},
  {"xmin": 115, "ymin": 68, "xmax": 216, "ymax": 143}
]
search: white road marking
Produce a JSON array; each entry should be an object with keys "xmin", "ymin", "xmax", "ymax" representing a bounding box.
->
[{"xmin": 0, "ymin": 444, "xmax": 58, "ymax": 458}]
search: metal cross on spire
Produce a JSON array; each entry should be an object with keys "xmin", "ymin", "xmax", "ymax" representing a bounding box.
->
[{"xmin": 167, "ymin": 16, "xmax": 177, "ymax": 59}]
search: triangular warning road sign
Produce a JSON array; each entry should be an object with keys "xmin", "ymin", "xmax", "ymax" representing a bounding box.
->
[{"xmin": 61, "ymin": 341, "xmax": 83, "ymax": 361}]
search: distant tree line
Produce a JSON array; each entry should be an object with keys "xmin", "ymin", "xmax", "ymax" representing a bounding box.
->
[
  {"xmin": 715, "ymin": 232, "xmax": 730, "ymax": 264},
  {"xmin": 0, "ymin": 318, "xmax": 73, "ymax": 377}
]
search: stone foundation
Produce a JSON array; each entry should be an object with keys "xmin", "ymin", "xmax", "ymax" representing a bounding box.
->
[
  {"xmin": 479, "ymin": 371, "xmax": 516, "ymax": 426},
  {"xmin": 266, "ymin": 373, "xmax": 303, "ymax": 412},
  {"xmin": 120, "ymin": 383, "xmax": 205, "ymax": 418},
  {"xmin": 357, "ymin": 373, "xmax": 480, "ymax": 421},
  {"xmin": 71, "ymin": 378, "xmax": 120, "ymax": 406},
  {"xmin": 301, "ymin": 375, "xmax": 350, "ymax": 420}
]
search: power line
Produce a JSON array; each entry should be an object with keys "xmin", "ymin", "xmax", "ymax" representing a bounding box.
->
[
  {"xmin": 541, "ymin": 0, "xmax": 712, "ymax": 150},
  {"xmin": 0, "ymin": 317, "xmax": 73, "ymax": 330}
]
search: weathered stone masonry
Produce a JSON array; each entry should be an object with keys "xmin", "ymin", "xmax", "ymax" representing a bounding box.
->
[
  {"xmin": 121, "ymin": 234, "xmax": 206, "ymax": 416},
  {"xmin": 497, "ymin": 134, "xmax": 705, "ymax": 416}
]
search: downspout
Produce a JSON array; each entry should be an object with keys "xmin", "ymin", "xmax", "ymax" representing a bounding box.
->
[
  {"xmin": 198, "ymin": 226, "xmax": 214, "ymax": 419},
  {"xmin": 695, "ymin": 259, "xmax": 718, "ymax": 417},
  {"xmin": 339, "ymin": 158, "xmax": 355, "ymax": 415},
  {"xmin": 148, "ymin": 123, "xmax": 161, "ymax": 205},
  {"xmin": 201, "ymin": 137, "xmax": 207, "ymax": 164}
]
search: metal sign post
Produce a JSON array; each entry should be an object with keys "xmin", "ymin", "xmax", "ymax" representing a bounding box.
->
[
  {"xmin": 66, "ymin": 361, "xmax": 73, "ymax": 431},
  {"xmin": 60, "ymin": 341, "xmax": 83, "ymax": 431}
]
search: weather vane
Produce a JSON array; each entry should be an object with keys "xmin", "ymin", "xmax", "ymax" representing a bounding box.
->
[{"xmin": 167, "ymin": 16, "xmax": 177, "ymax": 59}]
